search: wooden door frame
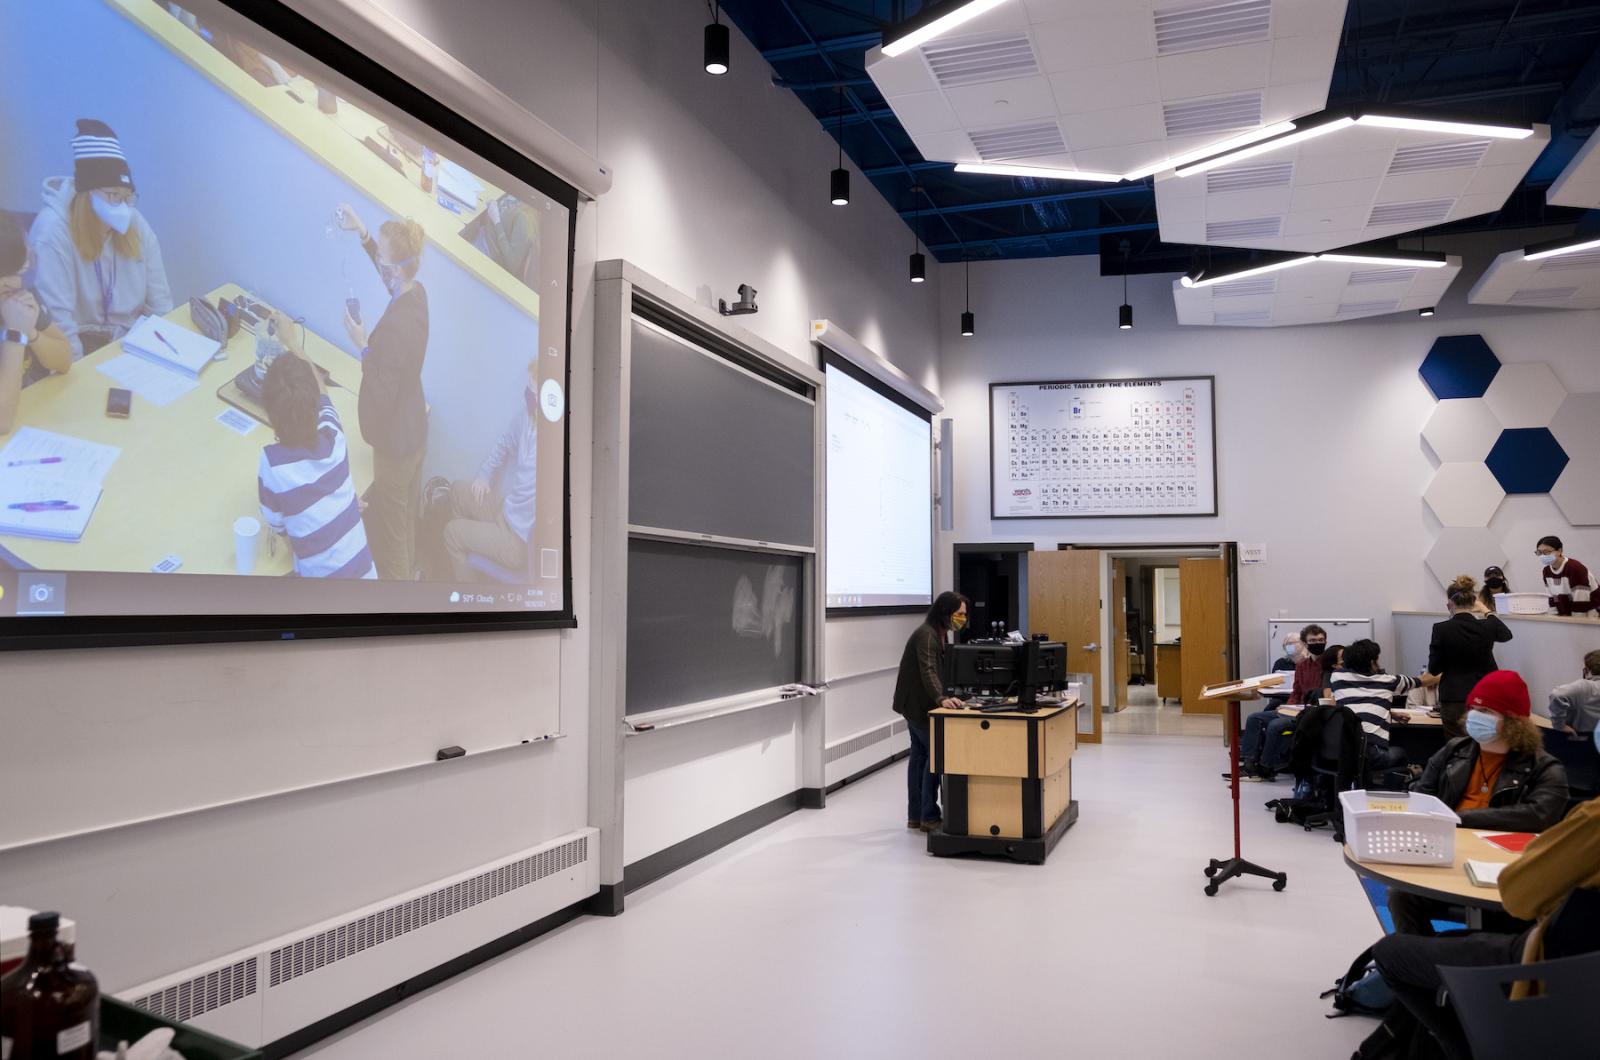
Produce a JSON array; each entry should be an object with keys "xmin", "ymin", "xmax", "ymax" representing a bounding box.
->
[{"xmin": 1055, "ymin": 542, "xmax": 1241, "ymax": 711}]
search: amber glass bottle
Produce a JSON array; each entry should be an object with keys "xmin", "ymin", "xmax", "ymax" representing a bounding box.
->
[{"xmin": 0, "ymin": 912, "xmax": 98, "ymax": 1059}]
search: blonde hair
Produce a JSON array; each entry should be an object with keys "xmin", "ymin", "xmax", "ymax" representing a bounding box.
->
[
  {"xmin": 1449, "ymin": 574, "xmax": 1476, "ymax": 595},
  {"xmin": 378, "ymin": 218, "xmax": 424, "ymax": 280},
  {"xmin": 1500, "ymin": 714, "xmax": 1542, "ymax": 756},
  {"xmin": 69, "ymin": 192, "xmax": 141, "ymax": 263}
]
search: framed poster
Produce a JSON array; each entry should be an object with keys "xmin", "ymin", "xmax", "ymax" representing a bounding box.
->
[{"xmin": 990, "ymin": 377, "xmax": 1217, "ymax": 519}]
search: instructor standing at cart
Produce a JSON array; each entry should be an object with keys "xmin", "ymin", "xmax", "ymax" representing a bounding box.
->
[{"xmin": 892, "ymin": 592, "xmax": 968, "ymax": 834}]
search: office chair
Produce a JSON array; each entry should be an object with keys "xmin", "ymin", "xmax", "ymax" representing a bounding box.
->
[
  {"xmin": 1438, "ymin": 950, "xmax": 1600, "ymax": 1060},
  {"xmin": 1302, "ymin": 705, "xmax": 1365, "ymax": 842}
]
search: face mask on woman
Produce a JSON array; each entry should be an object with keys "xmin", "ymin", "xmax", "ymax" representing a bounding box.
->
[
  {"xmin": 952, "ymin": 613, "xmax": 968, "ymax": 631},
  {"xmin": 90, "ymin": 192, "xmax": 133, "ymax": 235},
  {"xmin": 1282, "ymin": 643, "xmax": 1299, "ymax": 659},
  {"xmin": 1465, "ymin": 710, "xmax": 1501, "ymax": 745},
  {"xmin": 1538, "ymin": 554, "xmax": 1557, "ymax": 568}
]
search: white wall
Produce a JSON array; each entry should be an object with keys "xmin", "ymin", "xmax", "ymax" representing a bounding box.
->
[{"xmin": 938, "ymin": 235, "xmax": 1600, "ymax": 681}]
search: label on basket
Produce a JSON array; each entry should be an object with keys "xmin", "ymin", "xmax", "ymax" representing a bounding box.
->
[
  {"xmin": 1366, "ymin": 799, "xmax": 1408, "ymax": 812},
  {"xmin": 56, "ymin": 1022, "xmax": 90, "ymax": 1053}
]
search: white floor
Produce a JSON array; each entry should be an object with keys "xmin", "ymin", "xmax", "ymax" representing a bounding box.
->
[
  {"xmin": 1104, "ymin": 684, "xmax": 1225, "ymax": 737},
  {"xmin": 300, "ymin": 735, "xmax": 1379, "ymax": 1059}
]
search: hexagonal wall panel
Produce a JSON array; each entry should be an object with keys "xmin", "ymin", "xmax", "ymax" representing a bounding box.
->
[
  {"xmin": 1552, "ymin": 460, "xmax": 1600, "ymax": 526},
  {"xmin": 1483, "ymin": 362, "xmax": 1567, "ymax": 428},
  {"xmin": 1486, "ymin": 428, "xmax": 1569, "ymax": 494},
  {"xmin": 1426, "ymin": 528, "xmax": 1508, "ymax": 590},
  {"xmin": 1424, "ymin": 463, "xmax": 1506, "ymax": 527},
  {"xmin": 1549, "ymin": 393, "xmax": 1600, "ymax": 458},
  {"xmin": 1422, "ymin": 399, "xmax": 1502, "ymax": 463},
  {"xmin": 1419, "ymin": 336, "xmax": 1500, "ymax": 400}
]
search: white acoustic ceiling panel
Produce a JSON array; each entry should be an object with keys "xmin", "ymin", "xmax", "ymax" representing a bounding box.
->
[
  {"xmin": 1171, "ymin": 253, "xmax": 1461, "ymax": 327},
  {"xmin": 1547, "ymin": 126, "xmax": 1600, "ymax": 208},
  {"xmin": 1468, "ymin": 245, "xmax": 1600, "ymax": 311},
  {"xmin": 864, "ymin": 0, "xmax": 1346, "ymax": 181},
  {"xmin": 1155, "ymin": 116, "xmax": 1549, "ymax": 251}
]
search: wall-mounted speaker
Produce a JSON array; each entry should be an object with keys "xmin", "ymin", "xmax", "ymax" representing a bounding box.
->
[{"xmin": 938, "ymin": 417, "xmax": 954, "ymax": 532}]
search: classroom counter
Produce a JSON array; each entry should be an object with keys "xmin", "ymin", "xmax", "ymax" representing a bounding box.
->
[{"xmin": 1393, "ymin": 610, "xmax": 1600, "ymax": 723}]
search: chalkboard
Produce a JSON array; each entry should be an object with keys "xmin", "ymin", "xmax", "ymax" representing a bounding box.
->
[
  {"xmin": 990, "ymin": 377, "xmax": 1217, "ymax": 519},
  {"xmin": 626, "ymin": 539, "xmax": 803, "ymax": 715}
]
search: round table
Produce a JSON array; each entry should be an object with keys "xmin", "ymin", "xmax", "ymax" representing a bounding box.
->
[{"xmin": 1343, "ymin": 830, "xmax": 1521, "ymax": 927}]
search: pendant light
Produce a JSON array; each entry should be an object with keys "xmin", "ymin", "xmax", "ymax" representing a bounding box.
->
[
  {"xmin": 704, "ymin": 2, "xmax": 729, "ymax": 75},
  {"xmin": 830, "ymin": 86, "xmax": 850, "ymax": 206},
  {"xmin": 909, "ymin": 190, "xmax": 926, "ymax": 283},
  {"xmin": 960, "ymin": 256, "xmax": 974, "ymax": 337},
  {"xmin": 1118, "ymin": 239, "xmax": 1133, "ymax": 329}
]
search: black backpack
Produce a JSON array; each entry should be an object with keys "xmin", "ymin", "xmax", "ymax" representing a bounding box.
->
[{"xmin": 1321, "ymin": 944, "xmax": 1394, "ymax": 1018}]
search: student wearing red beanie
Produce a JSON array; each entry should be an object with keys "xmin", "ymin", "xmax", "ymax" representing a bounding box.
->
[{"xmin": 1388, "ymin": 670, "xmax": 1569, "ymax": 936}]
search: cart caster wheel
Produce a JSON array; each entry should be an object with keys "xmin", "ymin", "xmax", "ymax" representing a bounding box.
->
[
  {"xmin": 1204, "ymin": 866, "xmax": 1217, "ymax": 878},
  {"xmin": 1204, "ymin": 883, "xmax": 1219, "ymax": 897},
  {"xmin": 1273, "ymin": 874, "xmax": 1287, "ymax": 892}
]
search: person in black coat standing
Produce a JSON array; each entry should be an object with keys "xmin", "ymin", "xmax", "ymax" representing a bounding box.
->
[
  {"xmin": 1427, "ymin": 579, "xmax": 1513, "ymax": 736},
  {"xmin": 891, "ymin": 592, "xmax": 968, "ymax": 832}
]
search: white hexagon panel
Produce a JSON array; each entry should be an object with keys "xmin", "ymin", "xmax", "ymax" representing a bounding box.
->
[
  {"xmin": 1483, "ymin": 363, "xmax": 1567, "ymax": 428},
  {"xmin": 1549, "ymin": 397, "xmax": 1600, "ymax": 525},
  {"xmin": 1549, "ymin": 393, "xmax": 1600, "ymax": 460},
  {"xmin": 1424, "ymin": 463, "xmax": 1505, "ymax": 527},
  {"xmin": 1426, "ymin": 528, "xmax": 1508, "ymax": 590},
  {"xmin": 1422, "ymin": 399, "xmax": 1502, "ymax": 463}
]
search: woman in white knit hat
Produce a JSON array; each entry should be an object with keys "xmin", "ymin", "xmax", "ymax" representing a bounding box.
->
[{"xmin": 29, "ymin": 119, "xmax": 173, "ymax": 359}]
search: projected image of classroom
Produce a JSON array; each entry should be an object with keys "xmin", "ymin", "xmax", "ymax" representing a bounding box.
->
[{"xmin": 0, "ymin": 0, "xmax": 571, "ymax": 617}]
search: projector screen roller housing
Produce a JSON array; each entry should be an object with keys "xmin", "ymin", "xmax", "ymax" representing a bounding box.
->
[
  {"xmin": 0, "ymin": 0, "xmax": 575, "ymax": 647},
  {"xmin": 823, "ymin": 352, "xmax": 933, "ymax": 611}
]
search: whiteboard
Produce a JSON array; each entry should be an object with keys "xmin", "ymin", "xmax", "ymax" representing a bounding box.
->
[
  {"xmin": 1266, "ymin": 618, "xmax": 1375, "ymax": 664},
  {"xmin": 990, "ymin": 377, "xmax": 1216, "ymax": 518}
]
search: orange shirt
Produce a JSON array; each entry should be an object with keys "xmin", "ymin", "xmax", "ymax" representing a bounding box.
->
[{"xmin": 1455, "ymin": 750, "xmax": 1507, "ymax": 812}]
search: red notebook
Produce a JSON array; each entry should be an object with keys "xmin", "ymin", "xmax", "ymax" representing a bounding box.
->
[{"xmin": 1482, "ymin": 832, "xmax": 1536, "ymax": 854}]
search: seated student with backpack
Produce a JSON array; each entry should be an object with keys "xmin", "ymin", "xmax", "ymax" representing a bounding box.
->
[
  {"xmin": 1365, "ymin": 779, "xmax": 1600, "ymax": 1059},
  {"xmin": 1236, "ymin": 631, "xmax": 1303, "ymax": 781},
  {"xmin": 1387, "ymin": 670, "xmax": 1569, "ymax": 936},
  {"xmin": 1331, "ymin": 639, "xmax": 1440, "ymax": 787}
]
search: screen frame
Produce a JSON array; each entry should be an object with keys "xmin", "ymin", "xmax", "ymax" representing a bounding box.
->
[
  {"xmin": 988, "ymin": 375, "xmax": 1219, "ymax": 521},
  {"xmin": 0, "ymin": 0, "xmax": 578, "ymax": 651},
  {"xmin": 820, "ymin": 349, "xmax": 935, "ymax": 618}
]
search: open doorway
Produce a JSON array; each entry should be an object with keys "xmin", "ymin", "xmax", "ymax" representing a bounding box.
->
[{"xmin": 953, "ymin": 543, "xmax": 1031, "ymax": 640}]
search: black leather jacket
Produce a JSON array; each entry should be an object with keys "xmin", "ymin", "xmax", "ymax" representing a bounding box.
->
[{"xmin": 1413, "ymin": 736, "xmax": 1568, "ymax": 832}]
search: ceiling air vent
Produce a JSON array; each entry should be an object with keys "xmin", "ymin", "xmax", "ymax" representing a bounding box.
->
[
  {"xmin": 924, "ymin": 33, "xmax": 1039, "ymax": 89},
  {"xmin": 1335, "ymin": 300, "xmax": 1401, "ymax": 316},
  {"xmin": 1347, "ymin": 267, "xmax": 1420, "ymax": 286},
  {"xmin": 1536, "ymin": 249, "xmax": 1600, "ymax": 272},
  {"xmin": 1212, "ymin": 275, "xmax": 1277, "ymax": 297},
  {"xmin": 969, "ymin": 120, "xmax": 1066, "ymax": 161},
  {"xmin": 1367, "ymin": 198, "xmax": 1454, "ymax": 228},
  {"xmin": 1212, "ymin": 308, "xmax": 1271, "ymax": 325},
  {"xmin": 1205, "ymin": 215, "xmax": 1281, "ymax": 241},
  {"xmin": 1507, "ymin": 287, "xmax": 1579, "ymax": 304},
  {"xmin": 1206, "ymin": 160, "xmax": 1292, "ymax": 194},
  {"xmin": 1155, "ymin": 0, "xmax": 1272, "ymax": 56},
  {"xmin": 1387, "ymin": 140, "xmax": 1492, "ymax": 175},
  {"xmin": 1163, "ymin": 91, "xmax": 1263, "ymax": 137}
]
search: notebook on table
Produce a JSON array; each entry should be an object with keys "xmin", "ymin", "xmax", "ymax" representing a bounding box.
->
[
  {"xmin": 121, "ymin": 315, "xmax": 220, "ymax": 378},
  {"xmin": 0, "ymin": 472, "xmax": 103, "ymax": 542},
  {"xmin": 1464, "ymin": 860, "xmax": 1505, "ymax": 888}
]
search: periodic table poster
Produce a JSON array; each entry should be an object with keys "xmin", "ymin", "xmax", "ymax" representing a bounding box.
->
[{"xmin": 990, "ymin": 378, "xmax": 1217, "ymax": 519}]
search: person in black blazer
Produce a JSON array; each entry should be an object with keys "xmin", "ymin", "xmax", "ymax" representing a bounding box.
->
[{"xmin": 1427, "ymin": 580, "xmax": 1513, "ymax": 735}]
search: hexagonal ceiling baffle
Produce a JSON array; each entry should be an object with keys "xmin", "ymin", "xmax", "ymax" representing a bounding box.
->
[
  {"xmin": 1552, "ymin": 460, "xmax": 1600, "ymax": 526},
  {"xmin": 1483, "ymin": 362, "xmax": 1567, "ymax": 428},
  {"xmin": 1486, "ymin": 428, "xmax": 1570, "ymax": 494},
  {"xmin": 1422, "ymin": 399, "xmax": 1502, "ymax": 463},
  {"xmin": 1426, "ymin": 527, "xmax": 1508, "ymax": 590},
  {"xmin": 1419, "ymin": 335, "xmax": 1500, "ymax": 400},
  {"xmin": 1424, "ymin": 462, "xmax": 1506, "ymax": 527}
]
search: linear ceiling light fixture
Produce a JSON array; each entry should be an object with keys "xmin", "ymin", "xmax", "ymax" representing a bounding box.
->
[
  {"xmin": 1353, "ymin": 114, "xmax": 1535, "ymax": 140},
  {"xmin": 882, "ymin": 0, "xmax": 1011, "ymax": 58},
  {"xmin": 1319, "ymin": 251, "xmax": 1450, "ymax": 268},
  {"xmin": 1174, "ymin": 116, "xmax": 1355, "ymax": 177},
  {"xmin": 1182, "ymin": 248, "xmax": 1451, "ymax": 288},
  {"xmin": 1523, "ymin": 235, "xmax": 1600, "ymax": 262},
  {"xmin": 1180, "ymin": 255, "xmax": 1315, "ymax": 288},
  {"xmin": 1121, "ymin": 121, "xmax": 1297, "ymax": 180},
  {"xmin": 953, "ymin": 162, "xmax": 1123, "ymax": 182},
  {"xmin": 704, "ymin": 2, "xmax": 729, "ymax": 75}
]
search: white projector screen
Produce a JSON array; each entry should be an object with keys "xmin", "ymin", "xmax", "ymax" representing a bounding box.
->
[{"xmin": 823, "ymin": 353, "xmax": 932, "ymax": 611}]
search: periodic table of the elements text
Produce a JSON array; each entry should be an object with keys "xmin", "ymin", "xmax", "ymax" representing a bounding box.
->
[{"xmin": 990, "ymin": 378, "xmax": 1217, "ymax": 518}]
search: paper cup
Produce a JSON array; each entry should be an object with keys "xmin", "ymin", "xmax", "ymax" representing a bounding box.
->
[{"xmin": 234, "ymin": 516, "xmax": 262, "ymax": 574}]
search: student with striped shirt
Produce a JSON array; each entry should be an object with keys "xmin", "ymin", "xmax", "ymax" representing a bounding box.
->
[
  {"xmin": 1330, "ymin": 639, "xmax": 1439, "ymax": 782},
  {"xmin": 257, "ymin": 339, "xmax": 376, "ymax": 580}
]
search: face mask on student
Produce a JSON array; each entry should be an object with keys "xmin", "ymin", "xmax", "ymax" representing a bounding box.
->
[
  {"xmin": 91, "ymin": 192, "xmax": 133, "ymax": 235},
  {"xmin": 1306, "ymin": 642, "xmax": 1326, "ymax": 656},
  {"xmin": 1538, "ymin": 554, "xmax": 1557, "ymax": 568},
  {"xmin": 1283, "ymin": 643, "xmax": 1299, "ymax": 659},
  {"xmin": 1465, "ymin": 710, "xmax": 1501, "ymax": 745}
]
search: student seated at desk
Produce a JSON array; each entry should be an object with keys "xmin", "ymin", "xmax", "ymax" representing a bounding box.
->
[
  {"xmin": 1367, "ymin": 782, "xmax": 1600, "ymax": 1060},
  {"xmin": 257, "ymin": 337, "xmax": 376, "ymax": 580},
  {"xmin": 0, "ymin": 214, "xmax": 72, "ymax": 434},
  {"xmin": 1331, "ymin": 639, "xmax": 1437, "ymax": 785},
  {"xmin": 1286, "ymin": 623, "xmax": 1328, "ymax": 704},
  {"xmin": 1388, "ymin": 671, "xmax": 1569, "ymax": 937},
  {"xmin": 1549, "ymin": 650, "xmax": 1600, "ymax": 737},
  {"xmin": 1236, "ymin": 632, "xmax": 1304, "ymax": 781}
]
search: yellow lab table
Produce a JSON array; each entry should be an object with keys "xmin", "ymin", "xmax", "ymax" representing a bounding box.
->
[
  {"xmin": 928, "ymin": 699, "xmax": 1080, "ymax": 864},
  {"xmin": 1, "ymin": 284, "xmax": 371, "ymax": 576}
]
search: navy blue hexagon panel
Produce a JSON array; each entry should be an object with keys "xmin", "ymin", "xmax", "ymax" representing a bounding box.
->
[
  {"xmin": 1485, "ymin": 428, "xmax": 1569, "ymax": 494},
  {"xmin": 1419, "ymin": 335, "xmax": 1501, "ymax": 399}
]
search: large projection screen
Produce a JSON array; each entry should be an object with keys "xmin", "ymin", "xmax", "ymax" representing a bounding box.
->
[
  {"xmin": 0, "ymin": 0, "xmax": 576, "ymax": 647},
  {"xmin": 822, "ymin": 351, "xmax": 932, "ymax": 611}
]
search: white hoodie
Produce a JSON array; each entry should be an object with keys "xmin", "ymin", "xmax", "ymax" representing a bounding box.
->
[{"xmin": 28, "ymin": 175, "xmax": 174, "ymax": 360}]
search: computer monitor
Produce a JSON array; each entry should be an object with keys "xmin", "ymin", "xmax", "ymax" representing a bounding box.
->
[
  {"xmin": 1016, "ymin": 639, "xmax": 1066, "ymax": 707},
  {"xmin": 945, "ymin": 638, "xmax": 1067, "ymax": 708}
]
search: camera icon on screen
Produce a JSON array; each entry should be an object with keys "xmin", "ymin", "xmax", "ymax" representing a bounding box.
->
[
  {"xmin": 29, "ymin": 583, "xmax": 55, "ymax": 604},
  {"xmin": 17, "ymin": 573, "xmax": 66, "ymax": 616}
]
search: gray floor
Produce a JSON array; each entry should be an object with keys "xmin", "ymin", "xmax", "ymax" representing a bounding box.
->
[
  {"xmin": 301, "ymin": 735, "xmax": 1378, "ymax": 1059},
  {"xmin": 1104, "ymin": 683, "xmax": 1225, "ymax": 737}
]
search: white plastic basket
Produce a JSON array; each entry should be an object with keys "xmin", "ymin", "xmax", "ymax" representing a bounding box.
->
[
  {"xmin": 1339, "ymin": 789, "xmax": 1461, "ymax": 866},
  {"xmin": 1494, "ymin": 592, "xmax": 1548, "ymax": 615}
]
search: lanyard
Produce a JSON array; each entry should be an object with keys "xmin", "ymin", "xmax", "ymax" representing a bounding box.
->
[{"xmin": 93, "ymin": 254, "xmax": 117, "ymax": 324}]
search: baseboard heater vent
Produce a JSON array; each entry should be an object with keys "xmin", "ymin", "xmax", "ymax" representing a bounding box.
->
[
  {"xmin": 826, "ymin": 720, "xmax": 905, "ymax": 763},
  {"xmin": 267, "ymin": 837, "xmax": 587, "ymax": 988},
  {"xmin": 128, "ymin": 957, "xmax": 258, "ymax": 1024}
]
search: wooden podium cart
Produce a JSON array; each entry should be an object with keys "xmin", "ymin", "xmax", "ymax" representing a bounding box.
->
[
  {"xmin": 927, "ymin": 699, "xmax": 1080, "ymax": 864},
  {"xmin": 1200, "ymin": 675, "xmax": 1288, "ymax": 896}
]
